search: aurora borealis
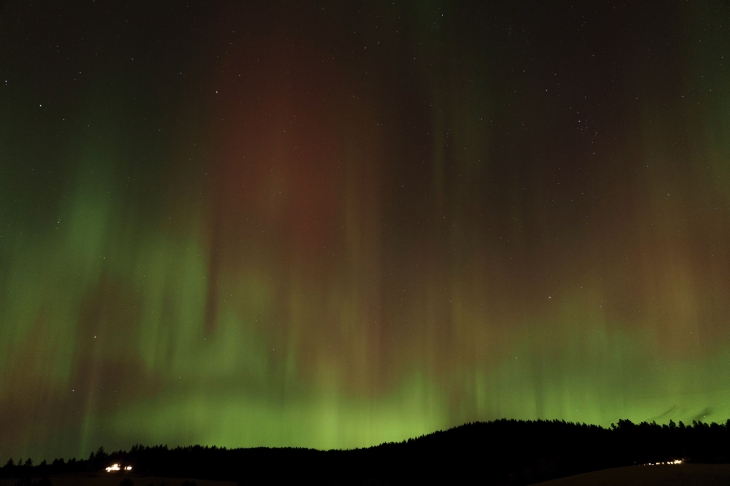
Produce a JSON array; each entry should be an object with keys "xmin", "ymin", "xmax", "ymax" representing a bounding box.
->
[{"xmin": 2, "ymin": 0, "xmax": 730, "ymax": 462}]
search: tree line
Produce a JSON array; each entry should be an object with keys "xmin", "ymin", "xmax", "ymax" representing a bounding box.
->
[{"xmin": 2, "ymin": 418, "xmax": 730, "ymax": 485}]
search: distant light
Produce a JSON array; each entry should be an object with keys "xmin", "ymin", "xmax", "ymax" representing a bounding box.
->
[
  {"xmin": 125, "ymin": 466, "xmax": 132, "ymax": 471},
  {"xmin": 643, "ymin": 459, "xmax": 683, "ymax": 467},
  {"xmin": 106, "ymin": 464, "xmax": 121, "ymax": 472}
]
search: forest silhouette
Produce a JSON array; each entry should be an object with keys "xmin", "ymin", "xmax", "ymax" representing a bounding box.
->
[{"xmin": 3, "ymin": 418, "xmax": 730, "ymax": 485}]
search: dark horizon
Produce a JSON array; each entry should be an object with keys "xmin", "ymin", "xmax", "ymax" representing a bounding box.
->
[
  {"xmin": 4, "ymin": 418, "xmax": 730, "ymax": 486},
  {"xmin": 2, "ymin": 417, "xmax": 729, "ymax": 465}
]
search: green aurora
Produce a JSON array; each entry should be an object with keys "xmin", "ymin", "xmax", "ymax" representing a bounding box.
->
[{"xmin": 2, "ymin": 0, "xmax": 730, "ymax": 461}]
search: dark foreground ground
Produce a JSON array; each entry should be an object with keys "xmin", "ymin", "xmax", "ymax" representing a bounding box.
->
[
  {"xmin": 3, "ymin": 465, "xmax": 730, "ymax": 486},
  {"xmin": 533, "ymin": 464, "xmax": 730, "ymax": 486},
  {"xmin": 0, "ymin": 476, "xmax": 236, "ymax": 486}
]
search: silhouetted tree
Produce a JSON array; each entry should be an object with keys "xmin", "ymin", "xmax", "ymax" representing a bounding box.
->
[{"xmin": 3, "ymin": 419, "xmax": 730, "ymax": 485}]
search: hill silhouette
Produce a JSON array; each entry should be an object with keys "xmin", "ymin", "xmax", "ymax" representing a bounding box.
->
[{"xmin": 2, "ymin": 419, "xmax": 730, "ymax": 485}]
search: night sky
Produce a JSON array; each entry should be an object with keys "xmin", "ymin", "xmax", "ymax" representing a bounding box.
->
[{"xmin": 2, "ymin": 0, "xmax": 730, "ymax": 462}]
